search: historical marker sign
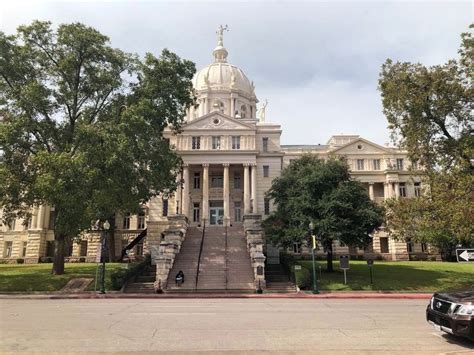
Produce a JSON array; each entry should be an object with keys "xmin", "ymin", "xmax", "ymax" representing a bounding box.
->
[
  {"xmin": 456, "ymin": 249, "xmax": 474, "ymax": 262},
  {"xmin": 340, "ymin": 255, "xmax": 350, "ymax": 269}
]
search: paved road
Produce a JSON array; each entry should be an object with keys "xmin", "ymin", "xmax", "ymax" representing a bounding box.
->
[{"xmin": 0, "ymin": 299, "xmax": 473, "ymax": 353}]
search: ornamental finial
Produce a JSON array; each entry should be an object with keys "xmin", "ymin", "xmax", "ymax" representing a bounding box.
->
[{"xmin": 216, "ymin": 25, "xmax": 229, "ymax": 46}]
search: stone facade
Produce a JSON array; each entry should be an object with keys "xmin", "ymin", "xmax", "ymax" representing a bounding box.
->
[{"xmin": 0, "ymin": 29, "xmax": 438, "ymax": 264}]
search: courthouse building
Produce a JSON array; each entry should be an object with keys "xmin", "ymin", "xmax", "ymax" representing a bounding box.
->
[{"xmin": 0, "ymin": 29, "xmax": 435, "ymax": 271}]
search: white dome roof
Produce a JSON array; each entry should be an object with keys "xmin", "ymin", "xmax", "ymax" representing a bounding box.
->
[
  {"xmin": 193, "ymin": 62, "xmax": 254, "ymax": 97},
  {"xmin": 192, "ymin": 28, "xmax": 255, "ymax": 99}
]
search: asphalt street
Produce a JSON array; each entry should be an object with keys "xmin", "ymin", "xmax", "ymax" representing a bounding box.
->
[{"xmin": 1, "ymin": 298, "xmax": 473, "ymax": 353}]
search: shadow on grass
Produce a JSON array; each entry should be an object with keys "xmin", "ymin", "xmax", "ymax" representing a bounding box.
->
[
  {"xmin": 0, "ymin": 263, "xmax": 120, "ymax": 292},
  {"xmin": 299, "ymin": 261, "xmax": 474, "ymax": 292}
]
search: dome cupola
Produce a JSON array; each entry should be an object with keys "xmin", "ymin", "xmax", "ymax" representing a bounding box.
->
[{"xmin": 188, "ymin": 25, "xmax": 258, "ymax": 121}]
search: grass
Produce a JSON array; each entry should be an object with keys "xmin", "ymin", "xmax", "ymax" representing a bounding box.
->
[
  {"xmin": 0, "ymin": 263, "xmax": 122, "ymax": 292},
  {"xmin": 297, "ymin": 260, "xmax": 474, "ymax": 292}
]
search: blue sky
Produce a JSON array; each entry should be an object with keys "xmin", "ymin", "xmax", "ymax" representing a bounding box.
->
[{"xmin": 1, "ymin": 0, "xmax": 471, "ymax": 145}]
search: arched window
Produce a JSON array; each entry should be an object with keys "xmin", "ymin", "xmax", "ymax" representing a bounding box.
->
[{"xmin": 240, "ymin": 104, "xmax": 247, "ymax": 118}]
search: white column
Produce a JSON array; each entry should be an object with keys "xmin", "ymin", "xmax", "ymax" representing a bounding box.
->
[
  {"xmin": 202, "ymin": 164, "xmax": 209, "ymax": 223},
  {"xmin": 230, "ymin": 95, "xmax": 235, "ymax": 117},
  {"xmin": 251, "ymin": 163, "xmax": 257, "ymax": 213},
  {"xmin": 37, "ymin": 205, "xmax": 46, "ymax": 230},
  {"xmin": 31, "ymin": 206, "xmax": 38, "ymax": 230},
  {"xmin": 182, "ymin": 164, "xmax": 189, "ymax": 219},
  {"xmin": 394, "ymin": 182, "xmax": 400, "ymax": 199},
  {"xmin": 244, "ymin": 164, "xmax": 251, "ymax": 214},
  {"xmin": 223, "ymin": 163, "xmax": 230, "ymax": 224},
  {"xmin": 368, "ymin": 182, "xmax": 374, "ymax": 201}
]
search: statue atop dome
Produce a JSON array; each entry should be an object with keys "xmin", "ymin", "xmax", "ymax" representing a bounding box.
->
[
  {"xmin": 257, "ymin": 99, "xmax": 268, "ymax": 122},
  {"xmin": 216, "ymin": 25, "xmax": 229, "ymax": 46}
]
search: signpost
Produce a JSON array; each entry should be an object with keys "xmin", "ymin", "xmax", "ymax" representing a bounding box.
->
[
  {"xmin": 339, "ymin": 255, "xmax": 349, "ymax": 285},
  {"xmin": 367, "ymin": 259, "xmax": 374, "ymax": 285},
  {"xmin": 456, "ymin": 249, "xmax": 474, "ymax": 262}
]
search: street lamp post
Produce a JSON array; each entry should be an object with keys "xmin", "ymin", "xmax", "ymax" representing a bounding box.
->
[
  {"xmin": 100, "ymin": 220, "xmax": 110, "ymax": 294},
  {"xmin": 309, "ymin": 222, "xmax": 319, "ymax": 294}
]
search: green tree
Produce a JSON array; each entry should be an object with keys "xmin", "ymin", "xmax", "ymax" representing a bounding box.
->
[
  {"xmin": 263, "ymin": 156, "xmax": 384, "ymax": 272},
  {"xmin": 0, "ymin": 21, "xmax": 195, "ymax": 274},
  {"xmin": 379, "ymin": 24, "xmax": 474, "ymax": 257}
]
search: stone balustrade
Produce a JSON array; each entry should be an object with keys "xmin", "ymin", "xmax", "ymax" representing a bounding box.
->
[{"xmin": 243, "ymin": 214, "xmax": 266, "ymax": 289}]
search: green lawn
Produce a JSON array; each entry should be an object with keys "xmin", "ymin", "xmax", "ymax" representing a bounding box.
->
[
  {"xmin": 297, "ymin": 260, "xmax": 474, "ymax": 292},
  {"xmin": 0, "ymin": 263, "xmax": 122, "ymax": 292}
]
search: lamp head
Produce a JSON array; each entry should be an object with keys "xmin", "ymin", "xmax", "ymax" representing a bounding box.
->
[{"xmin": 103, "ymin": 220, "xmax": 111, "ymax": 230}]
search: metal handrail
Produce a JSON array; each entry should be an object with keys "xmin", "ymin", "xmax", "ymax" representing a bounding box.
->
[
  {"xmin": 120, "ymin": 228, "xmax": 147, "ymax": 260},
  {"xmin": 195, "ymin": 220, "xmax": 206, "ymax": 289}
]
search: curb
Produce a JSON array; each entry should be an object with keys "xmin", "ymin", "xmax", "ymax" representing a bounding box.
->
[{"xmin": 0, "ymin": 292, "xmax": 433, "ymax": 300}]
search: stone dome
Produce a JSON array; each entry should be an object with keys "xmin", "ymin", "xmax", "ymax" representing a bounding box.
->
[
  {"xmin": 192, "ymin": 26, "xmax": 255, "ymax": 99},
  {"xmin": 192, "ymin": 62, "xmax": 255, "ymax": 97}
]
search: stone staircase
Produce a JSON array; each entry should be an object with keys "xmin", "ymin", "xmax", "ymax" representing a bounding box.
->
[
  {"xmin": 124, "ymin": 264, "xmax": 156, "ymax": 293},
  {"xmin": 166, "ymin": 226, "xmax": 203, "ymax": 292},
  {"xmin": 167, "ymin": 225, "xmax": 254, "ymax": 293},
  {"xmin": 265, "ymin": 264, "xmax": 297, "ymax": 293}
]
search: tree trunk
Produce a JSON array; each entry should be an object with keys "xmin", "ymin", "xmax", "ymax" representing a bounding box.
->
[
  {"xmin": 326, "ymin": 241, "xmax": 334, "ymax": 272},
  {"xmin": 52, "ymin": 233, "xmax": 66, "ymax": 275}
]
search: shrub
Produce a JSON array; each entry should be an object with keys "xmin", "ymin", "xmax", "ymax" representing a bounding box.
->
[
  {"xmin": 110, "ymin": 255, "xmax": 150, "ymax": 291},
  {"xmin": 16, "ymin": 258, "xmax": 24, "ymax": 264},
  {"xmin": 295, "ymin": 267, "xmax": 312, "ymax": 290},
  {"xmin": 79, "ymin": 257, "xmax": 86, "ymax": 263},
  {"xmin": 39, "ymin": 257, "xmax": 53, "ymax": 263},
  {"xmin": 430, "ymin": 256, "xmax": 437, "ymax": 261},
  {"xmin": 375, "ymin": 255, "xmax": 384, "ymax": 261}
]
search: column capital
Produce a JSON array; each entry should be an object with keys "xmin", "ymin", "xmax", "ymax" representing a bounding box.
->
[
  {"xmin": 222, "ymin": 163, "xmax": 230, "ymax": 167},
  {"xmin": 250, "ymin": 163, "xmax": 257, "ymax": 167},
  {"xmin": 368, "ymin": 182, "xmax": 374, "ymax": 185},
  {"xmin": 182, "ymin": 163, "xmax": 189, "ymax": 168},
  {"xmin": 243, "ymin": 163, "xmax": 251, "ymax": 167},
  {"xmin": 202, "ymin": 163, "xmax": 209, "ymax": 167}
]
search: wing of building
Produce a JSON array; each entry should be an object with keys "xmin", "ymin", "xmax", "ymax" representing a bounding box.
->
[{"xmin": 0, "ymin": 29, "xmax": 437, "ymax": 290}]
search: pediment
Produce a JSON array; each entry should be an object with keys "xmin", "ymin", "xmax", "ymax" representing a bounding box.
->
[
  {"xmin": 182, "ymin": 112, "xmax": 254, "ymax": 131},
  {"xmin": 329, "ymin": 138, "xmax": 390, "ymax": 155}
]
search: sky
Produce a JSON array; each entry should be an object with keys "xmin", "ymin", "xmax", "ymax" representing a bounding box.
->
[{"xmin": 1, "ymin": 0, "xmax": 472, "ymax": 145}]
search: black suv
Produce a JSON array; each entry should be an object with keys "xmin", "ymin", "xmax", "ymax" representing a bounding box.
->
[{"xmin": 426, "ymin": 290, "xmax": 474, "ymax": 341}]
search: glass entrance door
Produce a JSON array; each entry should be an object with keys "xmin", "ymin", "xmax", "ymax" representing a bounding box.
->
[{"xmin": 209, "ymin": 200, "xmax": 224, "ymax": 225}]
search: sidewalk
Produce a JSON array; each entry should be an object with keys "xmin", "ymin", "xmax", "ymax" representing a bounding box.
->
[{"xmin": 0, "ymin": 291, "xmax": 433, "ymax": 300}]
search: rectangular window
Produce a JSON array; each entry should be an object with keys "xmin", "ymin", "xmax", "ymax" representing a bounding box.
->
[
  {"xmin": 414, "ymin": 182, "xmax": 421, "ymax": 197},
  {"xmin": 192, "ymin": 136, "xmax": 201, "ymax": 150},
  {"xmin": 264, "ymin": 198, "xmax": 270, "ymax": 215},
  {"xmin": 137, "ymin": 211, "xmax": 146, "ymax": 229},
  {"xmin": 232, "ymin": 136, "xmax": 240, "ymax": 150},
  {"xmin": 293, "ymin": 242, "xmax": 302, "ymax": 254},
  {"xmin": 162, "ymin": 200, "xmax": 168, "ymax": 217},
  {"xmin": 406, "ymin": 238, "xmax": 413, "ymax": 253},
  {"xmin": 193, "ymin": 172, "xmax": 200, "ymax": 189},
  {"xmin": 380, "ymin": 237, "xmax": 389, "ymax": 253},
  {"xmin": 263, "ymin": 165, "xmax": 269, "ymax": 178},
  {"xmin": 27, "ymin": 217, "xmax": 32, "ymax": 230},
  {"xmin": 123, "ymin": 213, "xmax": 131, "ymax": 229},
  {"xmin": 373, "ymin": 159, "xmax": 380, "ymax": 170},
  {"xmin": 193, "ymin": 203, "xmax": 200, "ymax": 222},
  {"xmin": 4, "ymin": 242, "xmax": 12, "ymax": 257},
  {"xmin": 399, "ymin": 183, "xmax": 407, "ymax": 197},
  {"xmin": 396, "ymin": 158, "xmax": 404, "ymax": 170},
  {"xmin": 262, "ymin": 137, "xmax": 268, "ymax": 152},
  {"xmin": 136, "ymin": 243, "xmax": 144, "ymax": 256},
  {"xmin": 357, "ymin": 159, "xmax": 365, "ymax": 171},
  {"xmin": 233, "ymin": 173, "xmax": 241, "ymax": 189},
  {"xmin": 22, "ymin": 241, "xmax": 27, "ymax": 257},
  {"xmin": 211, "ymin": 175, "xmax": 223, "ymax": 188},
  {"xmin": 411, "ymin": 160, "xmax": 418, "ymax": 170},
  {"xmin": 212, "ymin": 136, "xmax": 221, "ymax": 150},
  {"xmin": 234, "ymin": 201, "xmax": 242, "ymax": 222}
]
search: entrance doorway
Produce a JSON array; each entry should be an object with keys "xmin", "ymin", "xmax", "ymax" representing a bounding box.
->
[{"xmin": 209, "ymin": 200, "xmax": 224, "ymax": 225}]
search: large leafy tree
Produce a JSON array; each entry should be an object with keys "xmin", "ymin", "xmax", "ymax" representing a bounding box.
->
[
  {"xmin": 263, "ymin": 156, "xmax": 384, "ymax": 271},
  {"xmin": 379, "ymin": 24, "xmax": 474, "ymax": 257},
  {"xmin": 0, "ymin": 21, "xmax": 195, "ymax": 274}
]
